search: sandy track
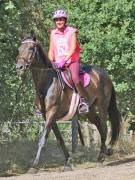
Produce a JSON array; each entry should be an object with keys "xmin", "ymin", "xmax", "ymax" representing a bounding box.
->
[{"xmin": 1, "ymin": 160, "xmax": 135, "ymax": 180}]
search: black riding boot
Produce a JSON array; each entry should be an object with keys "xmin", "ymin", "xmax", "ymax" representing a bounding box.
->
[{"xmin": 75, "ymin": 82, "xmax": 89, "ymax": 114}]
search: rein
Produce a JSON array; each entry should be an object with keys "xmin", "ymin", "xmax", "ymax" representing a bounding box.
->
[
  {"xmin": 31, "ymin": 67, "xmax": 65, "ymax": 90},
  {"xmin": 31, "ymin": 67, "xmax": 55, "ymax": 71}
]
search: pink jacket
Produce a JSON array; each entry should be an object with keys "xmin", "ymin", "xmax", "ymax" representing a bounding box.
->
[{"xmin": 51, "ymin": 26, "xmax": 81, "ymax": 64}]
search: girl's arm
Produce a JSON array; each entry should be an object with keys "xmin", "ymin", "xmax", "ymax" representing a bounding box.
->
[
  {"xmin": 64, "ymin": 32, "xmax": 77, "ymax": 61},
  {"xmin": 48, "ymin": 32, "xmax": 54, "ymax": 61}
]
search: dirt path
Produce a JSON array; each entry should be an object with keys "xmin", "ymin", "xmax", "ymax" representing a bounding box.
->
[
  {"xmin": 1, "ymin": 139, "xmax": 135, "ymax": 180},
  {"xmin": 1, "ymin": 160, "xmax": 135, "ymax": 180}
]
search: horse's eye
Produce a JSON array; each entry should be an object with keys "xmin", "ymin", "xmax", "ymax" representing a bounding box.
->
[{"xmin": 29, "ymin": 47, "xmax": 34, "ymax": 51}]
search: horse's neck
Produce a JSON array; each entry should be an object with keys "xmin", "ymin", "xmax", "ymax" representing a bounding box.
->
[
  {"xmin": 32, "ymin": 44, "xmax": 52, "ymax": 69},
  {"xmin": 31, "ymin": 45, "xmax": 58, "ymax": 93},
  {"xmin": 32, "ymin": 68, "xmax": 48, "ymax": 92}
]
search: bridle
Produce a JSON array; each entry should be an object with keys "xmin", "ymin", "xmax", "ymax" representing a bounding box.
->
[{"xmin": 17, "ymin": 40, "xmax": 37, "ymax": 70}]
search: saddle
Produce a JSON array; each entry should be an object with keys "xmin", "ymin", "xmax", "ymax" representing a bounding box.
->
[
  {"xmin": 60, "ymin": 64, "xmax": 92, "ymax": 90},
  {"xmin": 53, "ymin": 64, "xmax": 92, "ymax": 117}
]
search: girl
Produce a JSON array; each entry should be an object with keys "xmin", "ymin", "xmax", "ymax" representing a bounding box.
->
[{"xmin": 48, "ymin": 9, "xmax": 89, "ymax": 114}]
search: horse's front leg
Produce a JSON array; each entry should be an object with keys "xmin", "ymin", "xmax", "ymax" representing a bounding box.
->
[
  {"xmin": 32, "ymin": 120, "xmax": 51, "ymax": 168},
  {"xmin": 31, "ymin": 105, "xmax": 57, "ymax": 169},
  {"xmin": 28, "ymin": 120, "xmax": 51, "ymax": 173}
]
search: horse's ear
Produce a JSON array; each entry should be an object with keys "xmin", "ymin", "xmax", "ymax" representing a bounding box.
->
[
  {"xmin": 30, "ymin": 30, "xmax": 36, "ymax": 41},
  {"xmin": 33, "ymin": 36, "xmax": 36, "ymax": 42},
  {"xmin": 19, "ymin": 33, "xmax": 25, "ymax": 41},
  {"xmin": 30, "ymin": 29, "xmax": 34, "ymax": 36}
]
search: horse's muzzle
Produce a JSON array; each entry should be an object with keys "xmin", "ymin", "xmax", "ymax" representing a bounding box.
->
[{"xmin": 16, "ymin": 63, "xmax": 25, "ymax": 75}]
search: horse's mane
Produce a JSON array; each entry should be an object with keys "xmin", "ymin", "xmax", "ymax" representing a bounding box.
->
[{"xmin": 37, "ymin": 43, "xmax": 52, "ymax": 68}]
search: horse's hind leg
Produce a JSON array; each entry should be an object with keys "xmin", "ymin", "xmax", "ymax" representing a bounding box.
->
[{"xmin": 87, "ymin": 109, "xmax": 108, "ymax": 162}]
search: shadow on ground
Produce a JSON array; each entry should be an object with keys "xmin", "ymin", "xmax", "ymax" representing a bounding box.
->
[{"xmin": 106, "ymin": 156, "xmax": 135, "ymax": 166}]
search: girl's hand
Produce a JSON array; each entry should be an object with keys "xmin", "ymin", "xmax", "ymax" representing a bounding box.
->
[{"xmin": 57, "ymin": 60, "xmax": 66, "ymax": 69}]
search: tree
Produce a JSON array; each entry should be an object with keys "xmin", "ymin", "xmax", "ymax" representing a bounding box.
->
[{"xmin": 0, "ymin": 0, "xmax": 135, "ymax": 124}]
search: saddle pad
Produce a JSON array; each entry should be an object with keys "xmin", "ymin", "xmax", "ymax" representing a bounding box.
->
[{"xmin": 80, "ymin": 73, "xmax": 91, "ymax": 87}]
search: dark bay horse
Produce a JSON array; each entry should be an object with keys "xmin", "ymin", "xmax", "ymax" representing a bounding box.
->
[{"xmin": 16, "ymin": 37, "xmax": 121, "ymax": 170}]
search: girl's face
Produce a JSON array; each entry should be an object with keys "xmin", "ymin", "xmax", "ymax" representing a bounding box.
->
[{"xmin": 54, "ymin": 17, "xmax": 66, "ymax": 29}]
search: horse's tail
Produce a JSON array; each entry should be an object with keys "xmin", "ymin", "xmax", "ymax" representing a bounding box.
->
[{"xmin": 108, "ymin": 85, "xmax": 121, "ymax": 146}]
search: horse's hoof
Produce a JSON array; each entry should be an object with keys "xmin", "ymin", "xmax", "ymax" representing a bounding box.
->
[
  {"xmin": 98, "ymin": 153, "xmax": 105, "ymax": 163},
  {"xmin": 96, "ymin": 162, "xmax": 104, "ymax": 167},
  {"xmin": 63, "ymin": 157, "xmax": 73, "ymax": 171},
  {"xmin": 27, "ymin": 167, "xmax": 38, "ymax": 174},
  {"xmin": 106, "ymin": 148, "xmax": 113, "ymax": 156},
  {"xmin": 63, "ymin": 164, "xmax": 73, "ymax": 172}
]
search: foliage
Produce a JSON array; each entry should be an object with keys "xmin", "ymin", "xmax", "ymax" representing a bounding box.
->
[{"xmin": 0, "ymin": 0, "xmax": 135, "ymax": 130}]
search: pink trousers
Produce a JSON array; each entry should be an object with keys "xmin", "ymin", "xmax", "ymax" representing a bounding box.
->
[{"xmin": 68, "ymin": 61, "xmax": 80, "ymax": 84}]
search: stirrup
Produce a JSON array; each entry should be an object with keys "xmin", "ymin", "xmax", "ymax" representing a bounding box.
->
[
  {"xmin": 78, "ymin": 98, "xmax": 89, "ymax": 114},
  {"xmin": 35, "ymin": 109, "xmax": 43, "ymax": 117}
]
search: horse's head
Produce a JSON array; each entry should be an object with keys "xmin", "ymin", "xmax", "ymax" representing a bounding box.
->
[{"xmin": 16, "ymin": 37, "xmax": 37, "ymax": 75}]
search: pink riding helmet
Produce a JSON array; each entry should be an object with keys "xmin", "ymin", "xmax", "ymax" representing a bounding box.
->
[{"xmin": 53, "ymin": 10, "xmax": 67, "ymax": 19}]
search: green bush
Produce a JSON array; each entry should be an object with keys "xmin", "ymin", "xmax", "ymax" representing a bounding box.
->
[{"xmin": 0, "ymin": 0, "xmax": 135, "ymax": 126}]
